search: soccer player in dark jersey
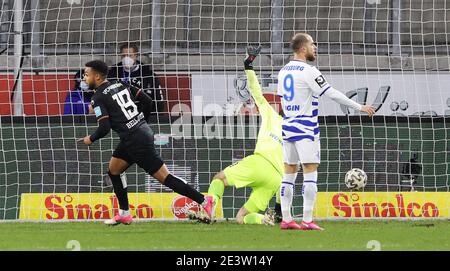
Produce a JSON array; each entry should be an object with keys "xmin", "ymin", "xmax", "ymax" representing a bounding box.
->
[{"xmin": 78, "ymin": 60, "xmax": 213, "ymax": 225}]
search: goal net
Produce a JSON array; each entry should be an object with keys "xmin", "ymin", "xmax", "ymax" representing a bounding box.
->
[{"xmin": 0, "ymin": 0, "xmax": 449, "ymax": 221}]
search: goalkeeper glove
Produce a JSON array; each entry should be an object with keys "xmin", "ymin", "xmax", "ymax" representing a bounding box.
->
[{"xmin": 243, "ymin": 45, "xmax": 262, "ymax": 70}]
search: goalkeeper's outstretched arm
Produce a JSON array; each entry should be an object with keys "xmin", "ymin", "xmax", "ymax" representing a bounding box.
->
[
  {"xmin": 245, "ymin": 70, "xmax": 267, "ymax": 108},
  {"xmin": 243, "ymin": 46, "xmax": 273, "ymax": 114}
]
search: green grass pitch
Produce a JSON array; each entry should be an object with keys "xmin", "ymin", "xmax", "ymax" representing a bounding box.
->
[{"xmin": 0, "ymin": 220, "xmax": 448, "ymax": 251}]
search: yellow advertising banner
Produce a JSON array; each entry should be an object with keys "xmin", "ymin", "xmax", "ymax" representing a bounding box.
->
[
  {"xmin": 19, "ymin": 192, "xmax": 449, "ymax": 220},
  {"xmin": 315, "ymin": 192, "xmax": 450, "ymax": 218},
  {"xmin": 19, "ymin": 193, "xmax": 223, "ymax": 220}
]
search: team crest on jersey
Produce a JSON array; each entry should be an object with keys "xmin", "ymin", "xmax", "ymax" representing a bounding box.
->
[{"xmin": 314, "ymin": 75, "xmax": 327, "ymax": 87}]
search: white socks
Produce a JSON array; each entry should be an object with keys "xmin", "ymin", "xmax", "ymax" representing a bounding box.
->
[
  {"xmin": 119, "ymin": 209, "xmax": 130, "ymax": 216},
  {"xmin": 280, "ymin": 173, "xmax": 297, "ymax": 222},
  {"xmin": 281, "ymin": 170, "xmax": 319, "ymax": 223},
  {"xmin": 302, "ymin": 171, "xmax": 318, "ymax": 223}
]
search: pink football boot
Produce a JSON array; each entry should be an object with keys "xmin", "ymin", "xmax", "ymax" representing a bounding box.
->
[
  {"xmin": 280, "ymin": 220, "xmax": 303, "ymax": 230},
  {"xmin": 104, "ymin": 214, "xmax": 133, "ymax": 226},
  {"xmin": 300, "ymin": 221, "xmax": 324, "ymax": 231}
]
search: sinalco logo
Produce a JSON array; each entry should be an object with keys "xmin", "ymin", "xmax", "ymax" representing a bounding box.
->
[{"xmin": 171, "ymin": 196, "xmax": 200, "ymax": 219}]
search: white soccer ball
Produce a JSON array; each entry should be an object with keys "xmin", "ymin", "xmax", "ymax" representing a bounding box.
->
[{"xmin": 345, "ymin": 168, "xmax": 367, "ymax": 190}]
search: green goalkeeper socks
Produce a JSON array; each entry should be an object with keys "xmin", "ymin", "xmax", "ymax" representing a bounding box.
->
[
  {"xmin": 208, "ymin": 179, "xmax": 225, "ymax": 203},
  {"xmin": 243, "ymin": 213, "xmax": 264, "ymax": 224},
  {"xmin": 207, "ymin": 178, "xmax": 264, "ymax": 225}
]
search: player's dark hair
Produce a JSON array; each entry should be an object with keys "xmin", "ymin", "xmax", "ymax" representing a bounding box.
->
[
  {"xmin": 291, "ymin": 33, "xmax": 310, "ymax": 52},
  {"xmin": 85, "ymin": 60, "xmax": 109, "ymax": 78},
  {"xmin": 120, "ymin": 42, "xmax": 139, "ymax": 53}
]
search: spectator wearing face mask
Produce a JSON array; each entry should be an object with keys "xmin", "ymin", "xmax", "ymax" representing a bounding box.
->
[
  {"xmin": 63, "ymin": 69, "xmax": 94, "ymax": 115},
  {"xmin": 108, "ymin": 43, "xmax": 165, "ymax": 115}
]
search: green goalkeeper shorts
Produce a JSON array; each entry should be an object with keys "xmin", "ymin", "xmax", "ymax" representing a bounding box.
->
[{"xmin": 223, "ymin": 154, "xmax": 282, "ymax": 213}]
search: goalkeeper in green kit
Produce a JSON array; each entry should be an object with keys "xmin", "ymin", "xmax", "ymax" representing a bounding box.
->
[{"xmin": 194, "ymin": 46, "xmax": 283, "ymax": 225}]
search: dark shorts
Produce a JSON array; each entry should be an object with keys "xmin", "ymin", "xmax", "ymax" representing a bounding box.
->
[{"xmin": 112, "ymin": 126, "xmax": 164, "ymax": 175}]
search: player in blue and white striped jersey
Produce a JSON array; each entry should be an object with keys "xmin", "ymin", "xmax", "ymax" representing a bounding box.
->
[{"xmin": 276, "ymin": 33, "xmax": 375, "ymax": 230}]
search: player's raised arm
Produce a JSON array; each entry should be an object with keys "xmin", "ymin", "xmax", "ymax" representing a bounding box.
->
[
  {"xmin": 307, "ymin": 67, "xmax": 376, "ymax": 117},
  {"xmin": 243, "ymin": 45, "xmax": 271, "ymax": 110},
  {"xmin": 321, "ymin": 85, "xmax": 376, "ymax": 117}
]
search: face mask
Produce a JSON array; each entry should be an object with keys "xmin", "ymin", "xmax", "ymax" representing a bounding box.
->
[
  {"xmin": 122, "ymin": 56, "xmax": 135, "ymax": 70},
  {"xmin": 80, "ymin": 81, "xmax": 90, "ymax": 91}
]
